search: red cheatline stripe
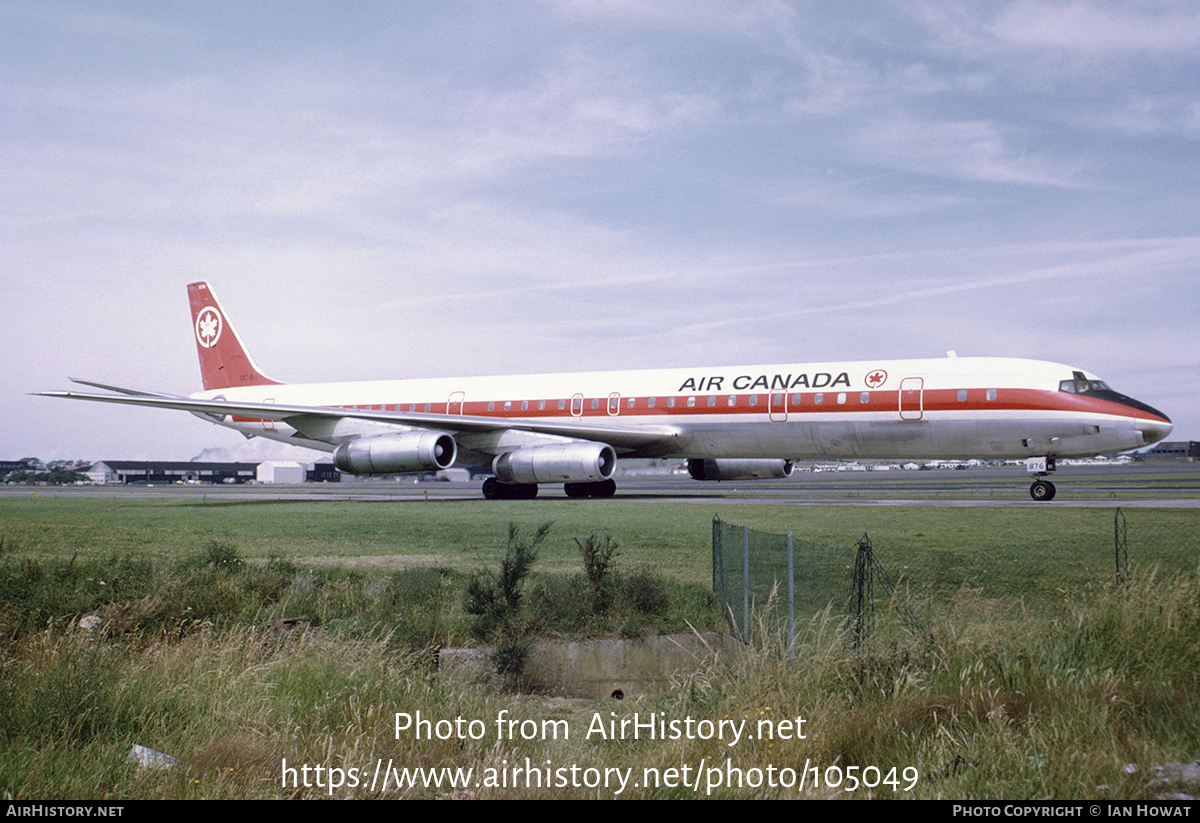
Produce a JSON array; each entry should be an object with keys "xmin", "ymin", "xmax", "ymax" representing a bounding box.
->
[{"xmin": 231, "ymin": 388, "xmax": 1165, "ymax": 424}]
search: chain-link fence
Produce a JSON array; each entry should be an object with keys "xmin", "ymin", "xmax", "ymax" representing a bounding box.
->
[
  {"xmin": 712, "ymin": 509, "xmax": 1200, "ymax": 650},
  {"xmin": 711, "ymin": 517, "xmax": 851, "ymax": 647}
]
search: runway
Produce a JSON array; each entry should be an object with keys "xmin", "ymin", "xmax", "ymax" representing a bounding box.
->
[{"xmin": 6, "ymin": 464, "xmax": 1200, "ymax": 507}]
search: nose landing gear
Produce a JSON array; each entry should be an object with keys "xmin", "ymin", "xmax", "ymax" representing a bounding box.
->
[
  {"xmin": 1026, "ymin": 456, "xmax": 1057, "ymax": 501},
  {"xmin": 1030, "ymin": 479, "xmax": 1056, "ymax": 501}
]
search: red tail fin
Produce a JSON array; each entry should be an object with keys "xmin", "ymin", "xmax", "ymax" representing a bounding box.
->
[{"xmin": 187, "ymin": 282, "xmax": 281, "ymax": 390}]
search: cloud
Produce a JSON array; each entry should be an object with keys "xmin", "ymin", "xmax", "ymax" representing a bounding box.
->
[
  {"xmin": 853, "ymin": 114, "xmax": 1083, "ymax": 186},
  {"xmin": 991, "ymin": 1, "xmax": 1200, "ymax": 52},
  {"xmin": 1090, "ymin": 96, "xmax": 1200, "ymax": 139},
  {"xmin": 772, "ymin": 171, "xmax": 980, "ymax": 218}
]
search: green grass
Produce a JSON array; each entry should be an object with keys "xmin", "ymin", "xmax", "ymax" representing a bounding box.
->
[
  {"xmin": 1, "ymin": 494, "xmax": 1198, "ymax": 799},
  {"xmin": 3, "ymin": 494, "xmax": 1197, "ymax": 578},
  {"xmin": 4, "ymin": 495, "xmax": 1197, "ymax": 639}
]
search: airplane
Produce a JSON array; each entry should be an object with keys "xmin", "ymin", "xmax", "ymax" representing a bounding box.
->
[{"xmin": 38, "ymin": 282, "xmax": 1172, "ymax": 501}]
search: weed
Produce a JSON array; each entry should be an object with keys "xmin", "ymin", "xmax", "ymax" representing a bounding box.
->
[
  {"xmin": 618, "ymin": 565, "xmax": 669, "ymax": 616},
  {"xmin": 194, "ymin": 541, "xmax": 244, "ymax": 573},
  {"xmin": 576, "ymin": 533, "xmax": 619, "ymax": 616},
  {"xmin": 464, "ymin": 523, "xmax": 551, "ymax": 685},
  {"xmin": 265, "ymin": 554, "xmax": 299, "ymax": 577}
]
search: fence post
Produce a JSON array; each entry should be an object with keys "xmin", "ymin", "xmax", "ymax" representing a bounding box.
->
[
  {"xmin": 851, "ymin": 533, "xmax": 873, "ymax": 651},
  {"xmin": 787, "ymin": 529, "xmax": 795, "ymax": 657},
  {"xmin": 743, "ymin": 523, "xmax": 750, "ymax": 642},
  {"xmin": 1114, "ymin": 507, "xmax": 1128, "ymax": 585},
  {"xmin": 712, "ymin": 514, "xmax": 722, "ymax": 595}
]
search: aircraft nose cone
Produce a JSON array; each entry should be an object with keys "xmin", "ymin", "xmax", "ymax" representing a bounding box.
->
[{"xmin": 1138, "ymin": 419, "xmax": 1172, "ymax": 446}]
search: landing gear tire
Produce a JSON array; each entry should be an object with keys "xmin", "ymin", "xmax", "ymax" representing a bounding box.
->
[
  {"xmin": 482, "ymin": 477, "xmax": 506, "ymax": 500},
  {"xmin": 482, "ymin": 479, "xmax": 538, "ymax": 500},
  {"xmin": 563, "ymin": 479, "xmax": 616, "ymax": 498},
  {"xmin": 509, "ymin": 483, "xmax": 538, "ymax": 499},
  {"xmin": 592, "ymin": 478, "xmax": 616, "ymax": 498},
  {"xmin": 1030, "ymin": 480, "xmax": 1056, "ymax": 501}
]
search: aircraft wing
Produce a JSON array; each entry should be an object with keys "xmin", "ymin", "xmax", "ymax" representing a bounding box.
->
[{"xmin": 34, "ymin": 384, "xmax": 683, "ymax": 452}]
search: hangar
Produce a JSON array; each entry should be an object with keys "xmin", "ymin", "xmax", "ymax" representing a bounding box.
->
[{"xmin": 86, "ymin": 461, "xmax": 258, "ymax": 485}]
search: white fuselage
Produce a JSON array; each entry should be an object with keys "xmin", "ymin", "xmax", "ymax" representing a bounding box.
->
[{"xmin": 196, "ymin": 356, "xmax": 1171, "ymax": 465}]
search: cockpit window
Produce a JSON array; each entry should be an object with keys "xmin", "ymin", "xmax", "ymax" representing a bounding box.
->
[{"xmin": 1059, "ymin": 370, "xmax": 1111, "ymax": 394}]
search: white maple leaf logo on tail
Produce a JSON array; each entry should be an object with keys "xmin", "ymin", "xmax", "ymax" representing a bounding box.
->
[{"xmin": 196, "ymin": 308, "xmax": 222, "ymax": 348}]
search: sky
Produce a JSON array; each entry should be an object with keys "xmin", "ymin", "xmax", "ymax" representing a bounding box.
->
[{"xmin": 4, "ymin": 1, "xmax": 1198, "ymax": 463}]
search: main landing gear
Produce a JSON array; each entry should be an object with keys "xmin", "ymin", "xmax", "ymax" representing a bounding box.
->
[
  {"xmin": 480, "ymin": 478, "xmax": 617, "ymax": 499},
  {"xmin": 1025, "ymin": 456, "xmax": 1057, "ymax": 501},
  {"xmin": 564, "ymin": 479, "xmax": 616, "ymax": 498},
  {"xmin": 481, "ymin": 478, "xmax": 537, "ymax": 499}
]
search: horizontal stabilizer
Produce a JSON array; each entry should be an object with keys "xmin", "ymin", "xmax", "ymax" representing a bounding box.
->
[{"xmin": 69, "ymin": 378, "xmax": 187, "ymax": 399}]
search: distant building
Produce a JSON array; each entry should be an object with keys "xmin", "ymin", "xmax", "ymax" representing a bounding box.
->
[
  {"xmin": 1144, "ymin": 441, "xmax": 1200, "ymax": 462},
  {"xmin": 307, "ymin": 462, "xmax": 340, "ymax": 483},
  {"xmin": 87, "ymin": 461, "xmax": 258, "ymax": 484},
  {"xmin": 1, "ymin": 458, "xmax": 41, "ymax": 477},
  {"xmin": 256, "ymin": 461, "xmax": 306, "ymax": 484}
]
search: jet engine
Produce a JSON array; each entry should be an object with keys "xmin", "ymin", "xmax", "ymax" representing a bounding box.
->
[
  {"xmin": 493, "ymin": 442, "xmax": 617, "ymax": 485},
  {"xmin": 333, "ymin": 431, "xmax": 457, "ymax": 475},
  {"xmin": 687, "ymin": 458, "xmax": 794, "ymax": 481}
]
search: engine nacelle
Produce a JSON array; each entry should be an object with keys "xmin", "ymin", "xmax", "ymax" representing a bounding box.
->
[
  {"xmin": 333, "ymin": 431, "xmax": 457, "ymax": 475},
  {"xmin": 687, "ymin": 458, "xmax": 794, "ymax": 481},
  {"xmin": 493, "ymin": 442, "xmax": 616, "ymax": 485}
]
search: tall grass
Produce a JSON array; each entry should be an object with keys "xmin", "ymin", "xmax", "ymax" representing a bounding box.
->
[{"xmin": 1, "ymin": 531, "xmax": 1196, "ymax": 798}]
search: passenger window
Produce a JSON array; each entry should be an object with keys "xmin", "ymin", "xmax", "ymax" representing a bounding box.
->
[
  {"xmin": 707, "ymin": 396, "xmax": 716, "ymax": 407},
  {"xmin": 860, "ymin": 392, "xmax": 869, "ymax": 404},
  {"xmin": 749, "ymin": 395, "xmax": 758, "ymax": 406},
  {"xmin": 837, "ymin": 392, "xmax": 846, "ymax": 404},
  {"xmin": 687, "ymin": 397, "xmax": 696, "ymax": 407},
  {"xmin": 648, "ymin": 397, "xmax": 656, "ymax": 408},
  {"xmin": 814, "ymin": 393, "xmax": 823, "ymax": 405},
  {"xmin": 957, "ymin": 390, "xmax": 967, "ymax": 402},
  {"xmin": 986, "ymin": 389, "xmax": 997, "ymax": 401},
  {"xmin": 791, "ymin": 393, "xmax": 802, "ymax": 405},
  {"xmin": 668, "ymin": 397, "xmax": 676, "ymax": 408}
]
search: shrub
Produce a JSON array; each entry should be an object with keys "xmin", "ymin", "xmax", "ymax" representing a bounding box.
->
[
  {"xmin": 618, "ymin": 565, "xmax": 669, "ymax": 617},
  {"xmin": 576, "ymin": 533, "xmax": 619, "ymax": 616},
  {"xmin": 463, "ymin": 523, "xmax": 550, "ymax": 685}
]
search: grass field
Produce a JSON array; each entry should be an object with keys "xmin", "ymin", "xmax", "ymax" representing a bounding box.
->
[
  {"xmin": 1, "ymin": 491, "xmax": 1198, "ymax": 799},
  {"xmin": 2, "ymin": 492, "xmax": 1195, "ymax": 590}
]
